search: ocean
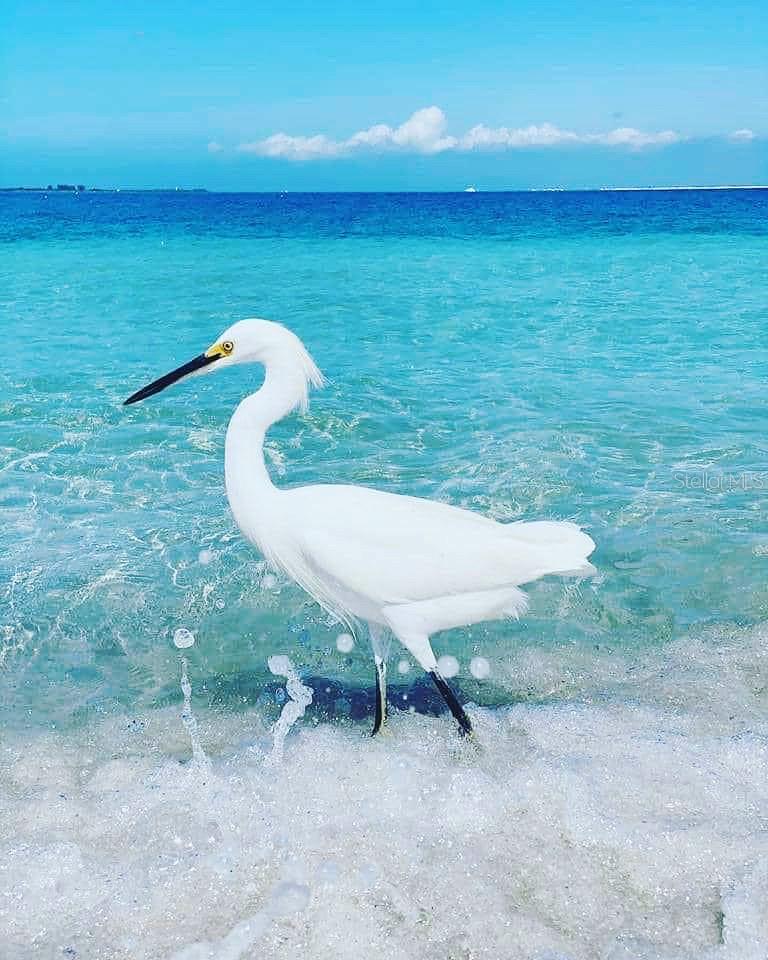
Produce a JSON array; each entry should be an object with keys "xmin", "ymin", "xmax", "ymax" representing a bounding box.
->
[{"xmin": 2, "ymin": 189, "xmax": 767, "ymax": 959}]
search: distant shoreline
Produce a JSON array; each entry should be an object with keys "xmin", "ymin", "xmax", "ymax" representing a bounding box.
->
[
  {"xmin": 1, "ymin": 185, "xmax": 767, "ymax": 194},
  {"xmin": 0, "ymin": 186, "xmax": 210, "ymax": 194},
  {"xmin": 598, "ymin": 185, "xmax": 768, "ymax": 192}
]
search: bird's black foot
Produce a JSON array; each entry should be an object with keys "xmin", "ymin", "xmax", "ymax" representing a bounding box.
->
[
  {"xmin": 371, "ymin": 658, "xmax": 387, "ymax": 736},
  {"xmin": 430, "ymin": 670, "xmax": 473, "ymax": 736}
]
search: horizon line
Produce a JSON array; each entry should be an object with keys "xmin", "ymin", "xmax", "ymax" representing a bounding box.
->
[{"xmin": 2, "ymin": 184, "xmax": 767, "ymax": 194}]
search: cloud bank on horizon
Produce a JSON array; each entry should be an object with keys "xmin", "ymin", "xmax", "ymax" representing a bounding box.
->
[
  {"xmin": 728, "ymin": 128, "xmax": 756, "ymax": 142},
  {"xmin": 236, "ymin": 106, "xmax": 691, "ymax": 162}
]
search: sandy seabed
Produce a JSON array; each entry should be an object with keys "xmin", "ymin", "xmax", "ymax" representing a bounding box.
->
[{"xmin": 2, "ymin": 627, "xmax": 767, "ymax": 960}]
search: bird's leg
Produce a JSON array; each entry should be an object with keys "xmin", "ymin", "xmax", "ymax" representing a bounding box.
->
[
  {"xmin": 382, "ymin": 620, "xmax": 474, "ymax": 738},
  {"xmin": 372, "ymin": 656, "xmax": 387, "ymax": 736},
  {"xmin": 429, "ymin": 671, "xmax": 473, "ymax": 737},
  {"xmin": 369, "ymin": 622, "xmax": 391, "ymax": 737}
]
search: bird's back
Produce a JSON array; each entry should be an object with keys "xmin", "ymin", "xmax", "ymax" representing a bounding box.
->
[{"xmin": 280, "ymin": 484, "xmax": 594, "ymax": 616}]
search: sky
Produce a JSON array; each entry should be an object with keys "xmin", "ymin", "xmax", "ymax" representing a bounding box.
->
[{"xmin": 1, "ymin": 0, "xmax": 766, "ymax": 190}]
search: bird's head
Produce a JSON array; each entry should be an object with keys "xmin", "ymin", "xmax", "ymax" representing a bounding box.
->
[{"xmin": 123, "ymin": 318, "xmax": 325, "ymax": 407}]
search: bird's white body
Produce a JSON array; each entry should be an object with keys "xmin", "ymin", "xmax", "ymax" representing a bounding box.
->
[
  {"xmin": 221, "ymin": 321, "xmax": 594, "ymax": 676},
  {"xmin": 127, "ymin": 318, "xmax": 596, "ymax": 735}
]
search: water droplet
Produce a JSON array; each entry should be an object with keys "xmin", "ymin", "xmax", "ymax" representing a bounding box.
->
[
  {"xmin": 173, "ymin": 628, "xmax": 195, "ymax": 649},
  {"xmin": 336, "ymin": 633, "xmax": 354, "ymax": 653},
  {"xmin": 437, "ymin": 655, "xmax": 460, "ymax": 678},
  {"xmin": 470, "ymin": 656, "xmax": 491, "ymax": 680},
  {"xmin": 198, "ymin": 549, "xmax": 214, "ymax": 565},
  {"xmin": 397, "ymin": 659, "xmax": 411, "ymax": 675}
]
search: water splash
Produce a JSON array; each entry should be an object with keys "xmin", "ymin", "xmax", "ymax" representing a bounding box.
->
[
  {"xmin": 469, "ymin": 656, "xmax": 491, "ymax": 680},
  {"xmin": 436, "ymin": 654, "xmax": 460, "ymax": 678},
  {"xmin": 265, "ymin": 655, "xmax": 313, "ymax": 764},
  {"xmin": 174, "ymin": 627, "xmax": 196, "ymax": 649},
  {"xmin": 180, "ymin": 656, "xmax": 210, "ymax": 772}
]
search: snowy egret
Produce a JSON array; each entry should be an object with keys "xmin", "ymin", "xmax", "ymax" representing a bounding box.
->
[{"xmin": 125, "ymin": 319, "xmax": 596, "ymax": 736}]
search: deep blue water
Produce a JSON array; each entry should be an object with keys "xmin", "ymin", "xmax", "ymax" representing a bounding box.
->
[{"xmin": 2, "ymin": 189, "xmax": 768, "ymax": 730}]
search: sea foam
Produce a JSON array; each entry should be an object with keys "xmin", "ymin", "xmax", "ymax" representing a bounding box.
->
[{"xmin": 1, "ymin": 626, "xmax": 767, "ymax": 959}]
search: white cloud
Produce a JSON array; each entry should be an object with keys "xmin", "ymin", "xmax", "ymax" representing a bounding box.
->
[
  {"xmin": 237, "ymin": 106, "xmax": 684, "ymax": 161},
  {"xmin": 728, "ymin": 128, "xmax": 756, "ymax": 142},
  {"xmin": 458, "ymin": 122, "xmax": 681, "ymax": 151},
  {"xmin": 240, "ymin": 132, "xmax": 343, "ymax": 161},
  {"xmin": 460, "ymin": 121, "xmax": 579, "ymax": 149},
  {"xmin": 584, "ymin": 127, "xmax": 681, "ymax": 148},
  {"xmin": 207, "ymin": 141, "xmax": 224, "ymax": 153},
  {"xmin": 380, "ymin": 106, "xmax": 457, "ymax": 154},
  {"xmin": 240, "ymin": 107, "xmax": 457, "ymax": 160}
]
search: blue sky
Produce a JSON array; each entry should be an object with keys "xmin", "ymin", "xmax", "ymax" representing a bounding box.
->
[{"xmin": 2, "ymin": 0, "xmax": 766, "ymax": 189}]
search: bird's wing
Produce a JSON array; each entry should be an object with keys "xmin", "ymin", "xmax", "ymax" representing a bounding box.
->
[{"xmin": 285, "ymin": 484, "xmax": 593, "ymax": 609}]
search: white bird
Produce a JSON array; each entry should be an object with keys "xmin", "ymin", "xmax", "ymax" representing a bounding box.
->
[{"xmin": 125, "ymin": 319, "xmax": 595, "ymax": 736}]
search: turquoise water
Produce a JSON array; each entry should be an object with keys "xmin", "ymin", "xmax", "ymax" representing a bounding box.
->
[
  {"xmin": 2, "ymin": 190, "xmax": 768, "ymax": 728},
  {"xmin": 4, "ymin": 191, "xmax": 768, "ymax": 959}
]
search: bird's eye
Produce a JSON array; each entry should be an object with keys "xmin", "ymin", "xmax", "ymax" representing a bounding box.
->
[{"xmin": 222, "ymin": 341, "xmax": 234, "ymax": 355}]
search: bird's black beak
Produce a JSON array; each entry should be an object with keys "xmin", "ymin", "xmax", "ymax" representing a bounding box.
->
[{"xmin": 123, "ymin": 352, "xmax": 222, "ymax": 405}]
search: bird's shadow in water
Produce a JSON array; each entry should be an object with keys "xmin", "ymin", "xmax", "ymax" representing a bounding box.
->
[
  {"xmin": 303, "ymin": 674, "xmax": 456, "ymax": 724},
  {"xmin": 192, "ymin": 670, "xmax": 479, "ymax": 726}
]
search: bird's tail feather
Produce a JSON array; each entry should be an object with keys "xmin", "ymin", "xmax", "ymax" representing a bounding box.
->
[
  {"xmin": 502, "ymin": 586, "xmax": 530, "ymax": 619},
  {"xmin": 506, "ymin": 520, "xmax": 596, "ymax": 579}
]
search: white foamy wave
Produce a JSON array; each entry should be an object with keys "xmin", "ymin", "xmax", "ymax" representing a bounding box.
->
[{"xmin": 1, "ymin": 627, "xmax": 767, "ymax": 959}]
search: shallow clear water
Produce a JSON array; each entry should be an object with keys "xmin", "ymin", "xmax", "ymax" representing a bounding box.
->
[{"xmin": 2, "ymin": 191, "xmax": 768, "ymax": 958}]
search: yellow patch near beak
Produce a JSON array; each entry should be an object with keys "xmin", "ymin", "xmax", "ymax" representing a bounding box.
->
[{"xmin": 205, "ymin": 340, "xmax": 233, "ymax": 359}]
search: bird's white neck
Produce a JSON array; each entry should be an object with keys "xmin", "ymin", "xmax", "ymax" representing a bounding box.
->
[{"xmin": 224, "ymin": 360, "xmax": 310, "ymax": 537}]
